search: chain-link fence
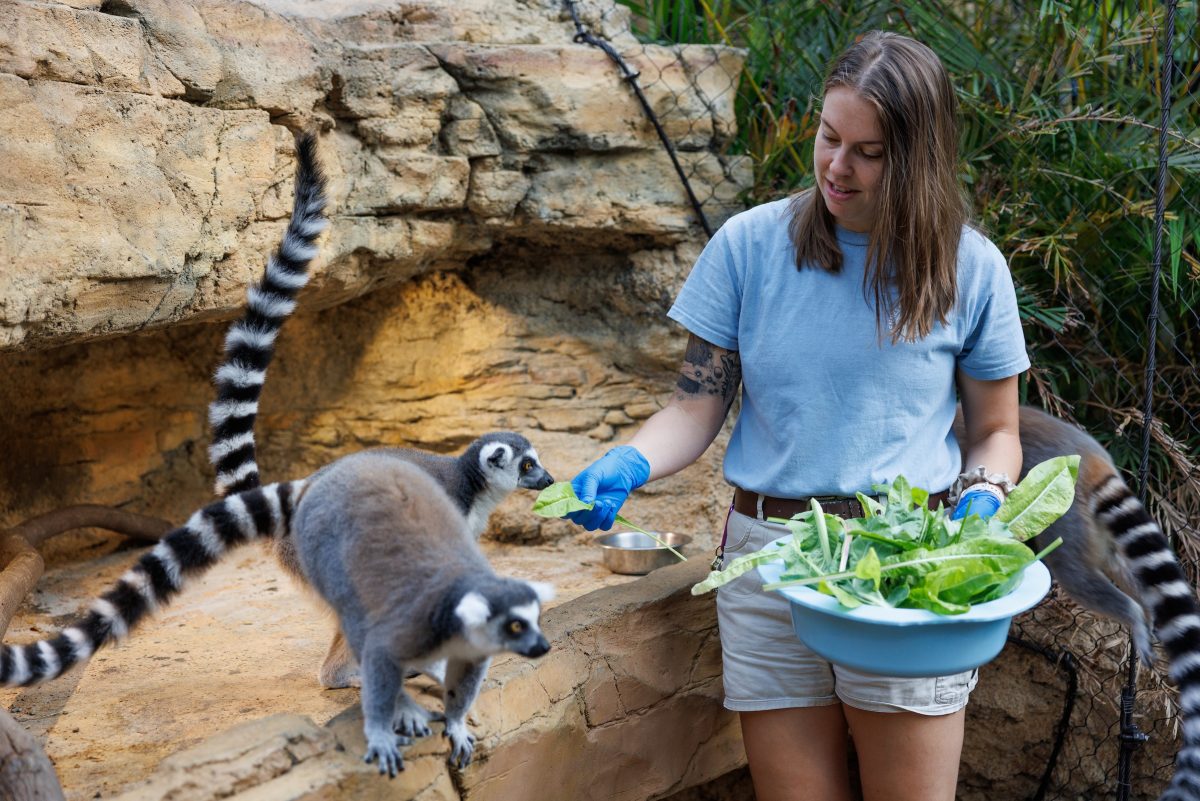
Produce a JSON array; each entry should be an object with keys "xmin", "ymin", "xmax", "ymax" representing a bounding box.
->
[{"xmin": 565, "ymin": 1, "xmax": 1200, "ymax": 798}]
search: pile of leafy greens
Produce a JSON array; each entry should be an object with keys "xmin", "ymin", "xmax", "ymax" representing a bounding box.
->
[{"xmin": 690, "ymin": 456, "xmax": 1080, "ymax": 615}]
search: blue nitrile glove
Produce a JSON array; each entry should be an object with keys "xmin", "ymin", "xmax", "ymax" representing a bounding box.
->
[
  {"xmin": 565, "ymin": 446, "xmax": 651, "ymax": 531},
  {"xmin": 951, "ymin": 485, "xmax": 1003, "ymax": 521}
]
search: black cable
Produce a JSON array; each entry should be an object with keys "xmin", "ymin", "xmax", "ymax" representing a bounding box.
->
[
  {"xmin": 1118, "ymin": 2, "xmax": 1177, "ymax": 798},
  {"xmin": 562, "ymin": 0, "xmax": 714, "ymax": 238}
]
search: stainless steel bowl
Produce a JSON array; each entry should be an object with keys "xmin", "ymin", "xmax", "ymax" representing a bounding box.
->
[{"xmin": 595, "ymin": 531, "xmax": 692, "ymax": 575}]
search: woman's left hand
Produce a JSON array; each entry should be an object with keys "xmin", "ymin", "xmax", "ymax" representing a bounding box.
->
[{"xmin": 950, "ymin": 485, "xmax": 1002, "ymax": 520}]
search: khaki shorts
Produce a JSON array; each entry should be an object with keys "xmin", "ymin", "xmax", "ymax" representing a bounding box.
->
[{"xmin": 716, "ymin": 509, "xmax": 978, "ymax": 715}]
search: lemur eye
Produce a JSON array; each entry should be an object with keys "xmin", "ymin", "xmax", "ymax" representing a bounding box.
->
[
  {"xmin": 507, "ymin": 619, "xmax": 526, "ymax": 636},
  {"xmin": 520, "ymin": 459, "xmax": 533, "ymax": 473}
]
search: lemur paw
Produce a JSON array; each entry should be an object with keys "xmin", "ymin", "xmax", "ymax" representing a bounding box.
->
[
  {"xmin": 363, "ymin": 728, "xmax": 405, "ymax": 778},
  {"xmin": 444, "ymin": 719, "xmax": 475, "ymax": 769},
  {"xmin": 392, "ymin": 699, "xmax": 433, "ymax": 738}
]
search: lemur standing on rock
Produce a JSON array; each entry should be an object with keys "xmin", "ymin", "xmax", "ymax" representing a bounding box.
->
[
  {"xmin": 0, "ymin": 134, "xmax": 554, "ymax": 774},
  {"xmin": 205, "ymin": 132, "xmax": 554, "ymax": 689},
  {"xmin": 0, "ymin": 459, "xmax": 553, "ymax": 775}
]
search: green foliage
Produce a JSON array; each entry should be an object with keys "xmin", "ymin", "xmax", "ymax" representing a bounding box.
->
[{"xmin": 618, "ymin": 0, "xmax": 1200, "ymax": 529}]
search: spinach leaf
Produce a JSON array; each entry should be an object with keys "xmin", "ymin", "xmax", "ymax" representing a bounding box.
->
[{"xmin": 691, "ymin": 543, "xmax": 798, "ymax": 595}]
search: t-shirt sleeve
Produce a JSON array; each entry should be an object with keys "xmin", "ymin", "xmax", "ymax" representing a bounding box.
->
[
  {"xmin": 957, "ymin": 237, "xmax": 1031, "ymax": 380},
  {"xmin": 667, "ymin": 221, "xmax": 743, "ymax": 351}
]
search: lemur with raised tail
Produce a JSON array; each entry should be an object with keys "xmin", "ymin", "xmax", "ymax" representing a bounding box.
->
[
  {"xmin": 206, "ymin": 132, "xmax": 554, "ymax": 689},
  {"xmin": 958, "ymin": 405, "xmax": 1200, "ymax": 800},
  {"xmin": 0, "ymin": 456, "xmax": 553, "ymax": 775},
  {"xmin": 0, "ymin": 137, "xmax": 554, "ymax": 774}
]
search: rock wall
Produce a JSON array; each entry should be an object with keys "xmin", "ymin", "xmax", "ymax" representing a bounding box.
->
[{"xmin": 0, "ymin": 0, "xmax": 749, "ymax": 545}]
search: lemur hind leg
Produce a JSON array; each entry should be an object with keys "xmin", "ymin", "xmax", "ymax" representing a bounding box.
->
[
  {"xmin": 318, "ymin": 627, "xmax": 361, "ymax": 689},
  {"xmin": 1043, "ymin": 548, "xmax": 1154, "ymax": 665},
  {"xmin": 360, "ymin": 643, "xmax": 405, "ymax": 777}
]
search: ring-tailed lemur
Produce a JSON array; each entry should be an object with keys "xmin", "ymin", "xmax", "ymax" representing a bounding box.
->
[
  {"xmin": 286, "ymin": 433, "xmax": 553, "ymax": 689},
  {"xmin": 294, "ymin": 452, "xmax": 552, "ymax": 774},
  {"xmin": 0, "ymin": 455, "xmax": 553, "ymax": 775},
  {"xmin": 959, "ymin": 405, "xmax": 1200, "ymax": 800},
  {"xmin": 205, "ymin": 132, "xmax": 554, "ymax": 688}
]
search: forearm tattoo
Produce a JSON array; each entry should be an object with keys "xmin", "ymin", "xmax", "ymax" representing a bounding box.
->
[{"xmin": 674, "ymin": 334, "xmax": 741, "ymax": 415}]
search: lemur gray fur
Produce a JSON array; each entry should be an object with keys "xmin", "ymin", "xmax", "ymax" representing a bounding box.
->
[
  {"xmin": 0, "ymin": 456, "xmax": 553, "ymax": 775},
  {"xmin": 205, "ymin": 132, "xmax": 554, "ymax": 689},
  {"xmin": 296, "ymin": 453, "xmax": 553, "ymax": 774},
  {"xmin": 958, "ymin": 405, "xmax": 1200, "ymax": 800}
]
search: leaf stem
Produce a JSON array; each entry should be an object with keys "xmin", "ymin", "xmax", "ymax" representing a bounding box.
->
[
  {"xmin": 1032, "ymin": 537, "xmax": 1064, "ymax": 561},
  {"xmin": 812, "ymin": 499, "xmax": 831, "ymax": 565},
  {"xmin": 838, "ymin": 534, "xmax": 853, "ymax": 572},
  {"xmin": 614, "ymin": 515, "xmax": 687, "ymax": 562}
]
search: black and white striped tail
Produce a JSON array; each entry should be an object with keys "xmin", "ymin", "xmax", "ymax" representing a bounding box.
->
[
  {"xmin": 0, "ymin": 481, "xmax": 305, "ymax": 687},
  {"xmin": 209, "ymin": 133, "xmax": 327, "ymax": 497},
  {"xmin": 1095, "ymin": 474, "xmax": 1200, "ymax": 800}
]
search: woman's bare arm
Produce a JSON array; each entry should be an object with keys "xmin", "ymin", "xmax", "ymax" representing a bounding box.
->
[{"xmin": 629, "ymin": 334, "xmax": 742, "ymax": 481}]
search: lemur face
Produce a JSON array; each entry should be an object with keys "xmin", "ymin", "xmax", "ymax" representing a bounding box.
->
[
  {"xmin": 514, "ymin": 447, "xmax": 553, "ymax": 491},
  {"xmin": 496, "ymin": 604, "xmax": 551, "ymax": 658},
  {"xmin": 454, "ymin": 580, "xmax": 554, "ymax": 658},
  {"xmin": 478, "ymin": 434, "xmax": 554, "ymax": 492}
]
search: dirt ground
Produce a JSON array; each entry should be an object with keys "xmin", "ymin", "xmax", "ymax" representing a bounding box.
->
[{"xmin": 1, "ymin": 534, "xmax": 641, "ymax": 799}]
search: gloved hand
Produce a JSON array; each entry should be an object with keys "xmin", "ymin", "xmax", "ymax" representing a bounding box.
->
[
  {"xmin": 950, "ymin": 485, "xmax": 1003, "ymax": 521},
  {"xmin": 565, "ymin": 445, "xmax": 651, "ymax": 531}
]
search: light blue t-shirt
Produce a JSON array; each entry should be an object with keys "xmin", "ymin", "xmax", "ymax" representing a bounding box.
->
[{"xmin": 668, "ymin": 197, "xmax": 1030, "ymax": 499}]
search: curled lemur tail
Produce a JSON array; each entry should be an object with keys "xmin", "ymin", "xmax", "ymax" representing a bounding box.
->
[
  {"xmin": 209, "ymin": 133, "xmax": 328, "ymax": 497},
  {"xmin": 0, "ymin": 481, "xmax": 305, "ymax": 687},
  {"xmin": 1094, "ymin": 475, "xmax": 1200, "ymax": 800}
]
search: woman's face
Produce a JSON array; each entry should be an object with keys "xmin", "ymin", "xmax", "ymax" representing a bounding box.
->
[{"xmin": 813, "ymin": 87, "xmax": 885, "ymax": 233}]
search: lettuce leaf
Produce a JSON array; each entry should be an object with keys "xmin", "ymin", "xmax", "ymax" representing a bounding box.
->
[
  {"xmin": 689, "ymin": 457, "xmax": 1077, "ymax": 615},
  {"xmin": 995, "ymin": 455, "xmax": 1080, "ymax": 541},
  {"xmin": 531, "ymin": 481, "xmax": 592, "ymax": 518}
]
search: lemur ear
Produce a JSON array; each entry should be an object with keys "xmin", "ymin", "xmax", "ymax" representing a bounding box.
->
[
  {"xmin": 481, "ymin": 442, "xmax": 511, "ymax": 469},
  {"xmin": 455, "ymin": 591, "xmax": 491, "ymax": 628},
  {"xmin": 528, "ymin": 581, "xmax": 556, "ymax": 604}
]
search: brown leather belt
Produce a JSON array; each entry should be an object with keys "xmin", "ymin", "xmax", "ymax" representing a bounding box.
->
[{"xmin": 732, "ymin": 487, "xmax": 951, "ymax": 520}]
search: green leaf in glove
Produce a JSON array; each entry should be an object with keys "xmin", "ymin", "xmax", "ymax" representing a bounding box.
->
[
  {"xmin": 532, "ymin": 482, "xmax": 686, "ymax": 562},
  {"xmin": 995, "ymin": 455, "xmax": 1080, "ymax": 541},
  {"xmin": 530, "ymin": 481, "xmax": 594, "ymax": 518}
]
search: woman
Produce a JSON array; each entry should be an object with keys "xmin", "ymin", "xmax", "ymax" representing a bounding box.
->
[{"xmin": 564, "ymin": 31, "xmax": 1028, "ymax": 801}]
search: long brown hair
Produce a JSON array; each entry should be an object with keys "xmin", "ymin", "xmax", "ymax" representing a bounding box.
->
[{"xmin": 788, "ymin": 31, "xmax": 970, "ymax": 343}]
